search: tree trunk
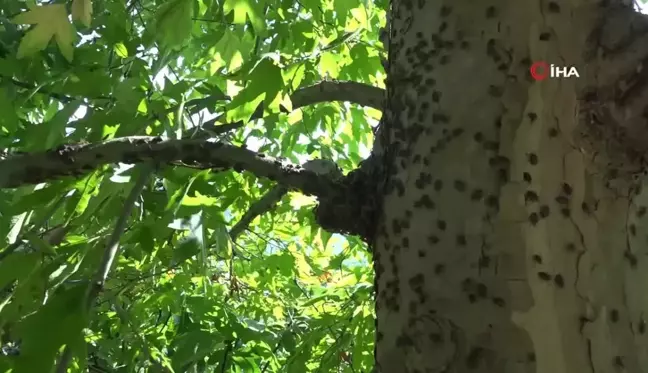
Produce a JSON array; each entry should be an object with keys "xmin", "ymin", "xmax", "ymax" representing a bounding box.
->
[{"xmin": 372, "ymin": 0, "xmax": 648, "ymax": 372}]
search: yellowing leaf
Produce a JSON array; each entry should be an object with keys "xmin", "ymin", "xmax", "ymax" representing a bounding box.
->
[
  {"xmin": 349, "ymin": 7, "xmax": 368, "ymax": 30},
  {"xmin": 319, "ymin": 52, "xmax": 340, "ymax": 78},
  {"xmin": 342, "ymin": 121, "xmax": 354, "ymax": 137},
  {"xmin": 287, "ymin": 108, "xmax": 302, "ymax": 125},
  {"xmin": 272, "ymin": 306, "xmax": 284, "ymax": 320},
  {"xmin": 114, "ymin": 42, "xmax": 128, "ymax": 58},
  {"xmin": 137, "ymin": 98, "xmax": 148, "ymax": 114},
  {"xmin": 12, "ymin": 4, "xmax": 75, "ymax": 61},
  {"xmin": 72, "ymin": 0, "xmax": 93, "ymax": 27},
  {"xmin": 181, "ymin": 192, "xmax": 218, "ymax": 206}
]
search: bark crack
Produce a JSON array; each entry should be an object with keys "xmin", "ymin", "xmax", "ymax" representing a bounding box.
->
[
  {"xmin": 560, "ymin": 147, "xmax": 589, "ymax": 303},
  {"xmin": 622, "ymin": 197, "xmax": 635, "ymax": 339},
  {"xmin": 570, "ymin": 217, "xmax": 588, "ymax": 302},
  {"xmin": 586, "ymin": 339, "xmax": 595, "ymax": 373}
]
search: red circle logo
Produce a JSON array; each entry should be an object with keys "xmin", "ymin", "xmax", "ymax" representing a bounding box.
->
[{"xmin": 530, "ymin": 61, "xmax": 549, "ymax": 81}]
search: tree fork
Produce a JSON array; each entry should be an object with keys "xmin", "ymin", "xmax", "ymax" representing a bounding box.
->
[{"xmin": 372, "ymin": 0, "xmax": 648, "ymax": 372}]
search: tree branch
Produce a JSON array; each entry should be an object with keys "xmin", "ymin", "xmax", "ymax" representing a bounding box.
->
[
  {"xmin": 0, "ymin": 137, "xmax": 344, "ymax": 197},
  {"xmin": 56, "ymin": 164, "xmax": 153, "ymax": 373},
  {"xmin": 214, "ymin": 80, "xmax": 383, "ymax": 122},
  {"xmin": 195, "ymin": 80, "xmax": 384, "ymax": 137},
  {"xmin": 0, "ymin": 80, "xmax": 386, "ymax": 242},
  {"xmin": 229, "ymin": 185, "xmax": 288, "ymax": 241},
  {"xmin": 289, "ymin": 80, "xmax": 384, "ymax": 110},
  {"xmin": 1, "ymin": 76, "xmax": 110, "ymax": 103},
  {"xmin": 0, "ymin": 136, "xmax": 381, "ymax": 240},
  {"xmin": 0, "ymin": 78, "xmax": 383, "ymax": 143},
  {"xmin": 91, "ymin": 164, "xmax": 153, "ymax": 292}
]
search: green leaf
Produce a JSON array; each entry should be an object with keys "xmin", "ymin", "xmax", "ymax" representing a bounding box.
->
[
  {"xmin": 10, "ymin": 185, "xmax": 66, "ymax": 214},
  {"xmin": 12, "ymin": 4, "xmax": 76, "ymax": 61},
  {"xmin": 112, "ymin": 78, "xmax": 146, "ymax": 117},
  {"xmin": 154, "ymin": 0, "xmax": 194, "ymax": 49},
  {"xmin": 172, "ymin": 235, "xmax": 200, "ymax": 265},
  {"xmin": 223, "ymin": 0, "xmax": 265, "ymax": 33},
  {"xmin": 302, "ymin": 290, "xmax": 344, "ymax": 306},
  {"xmin": 0, "ymin": 356, "xmax": 13, "ymax": 372},
  {"xmin": 44, "ymin": 101, "xmax": 82, "ymax": 150},
  {"xmin": 211, "ymin": 31, "xmax": 244, "ymax": 72},
  {"xmin": 211, "ymin": 220, "xmax": 232, "ymax": 259},
  {"xmin": 71, "ymin": 0, "xmax": 93, "ymax": 27},
  {"xmin": 319, "ymin": 52, "xmax": 341, "ymax": 78},
  {"xmin": 13, "ymin": 284, "xmax": 88, "ymax": 373},
  {"xmin": 320, "ymin": 228, "xmax": 333, "ymax": 250},
  {"xmin": 171, "ymin": 330, "xmax": 225, "ymax": 370},
  {"xmin": 24, "ymin": 231, "xmax": 57, "ymax": 255},
  {"xmin": 226, "ymin": 57, "xmax": 284, "ymax": 122},
  {"xmin": 0, "ymin": 252, "xmax": 39, "ymax": 290},
  {"xmin": 0, "ymin": 88, "xmax": 19, "ymax": 133},
  {"xmin": 281, "ymin": 331, "xmax": 296, "ymax": 352},
  {"xmin": 266, "ymin": 253, "xmax": 296, "ymax": 277},
  {"xmin": 137, "ymin": 224, "xmax": 156, "ymax": 254}
]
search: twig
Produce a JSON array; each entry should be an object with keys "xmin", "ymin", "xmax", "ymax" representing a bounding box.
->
[
  {"xmin": 1, "ymin": 77, "xmax": 110, "ymax": 103},
  {"xmin": 220, "ymin": 340, "xmax": 234, "ymax": 373},
  {"xmin": 89, "ymin": 164, "xmax": 153, "ymax": 302},
  {"xmin": 229, "ymin": 186, "xmax": 288, "ymax": 241},
  {"xmin": 55, "ymin": 164, "xmax": 153, "ymax": 373},
  {"xmin": 0, "ymin": 196, "xmax": 67, "ymax": 262}
]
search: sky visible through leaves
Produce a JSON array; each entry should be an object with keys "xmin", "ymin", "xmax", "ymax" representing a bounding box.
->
[{"xmin": 0, "ymin": 0, "xmax": 386, "ymax": 372}]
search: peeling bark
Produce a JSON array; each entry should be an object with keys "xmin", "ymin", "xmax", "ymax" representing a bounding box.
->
[{"xmin": 372, "ymin": 0, "xmax": 648, "ymax": 372}]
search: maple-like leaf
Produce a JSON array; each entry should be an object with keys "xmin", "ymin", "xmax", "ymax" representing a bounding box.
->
[
  {"xmin": 12, "ymin": 4, "xmax": 76, "ymax": 61},
  {"xmin": 154, "ymin": 0, "xmax": 194, "ymax": 49},
  {"xmin": 72, "ymin": 0, "xmax": 93, "ymax": 28},
  {"xmin": 223, "ymin": 0, "xmax": 265, "ymax": 33}
]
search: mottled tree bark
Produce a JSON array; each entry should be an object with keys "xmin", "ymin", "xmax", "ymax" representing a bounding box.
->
[{"xmin": 373, "ymin": 0, "xmax": 648, "ymax": 372}]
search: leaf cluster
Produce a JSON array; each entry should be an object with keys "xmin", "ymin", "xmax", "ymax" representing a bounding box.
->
[{"xmin": 0, "ymin": 0, "xmax": 387, "ymax": 371}]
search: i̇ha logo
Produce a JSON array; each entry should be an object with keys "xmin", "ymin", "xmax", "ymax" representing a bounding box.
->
[{"xmin": 530, "ymin": 61, "xmax": 580, "ymax": 81}]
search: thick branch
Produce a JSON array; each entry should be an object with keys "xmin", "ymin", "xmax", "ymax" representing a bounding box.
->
[
  {"xmin": 195, "ymin": 80, "xmax": 384, "ymax": 118},
  {"xmin": 203, "ymin": 80, "xmax": 385, "ymax": 132},
  {"xmin": 289, "ymin": 80, "xmax": 384, "ymax": 110},
  {"xmin": 0, "ymin": 80, "xmax": 386, "ymax": 240},
  {"xmin": 0, "ymin": 136, "xmax": 383, "ymax": 241},
  {"xmin": 0, "ymin": 137, "xmax": 344, "ymax": 197}
]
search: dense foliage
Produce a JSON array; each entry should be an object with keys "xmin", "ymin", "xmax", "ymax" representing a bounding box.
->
[{"xmin": 0, "ymin": 0, "xmax": 386, "ymax": 371}]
